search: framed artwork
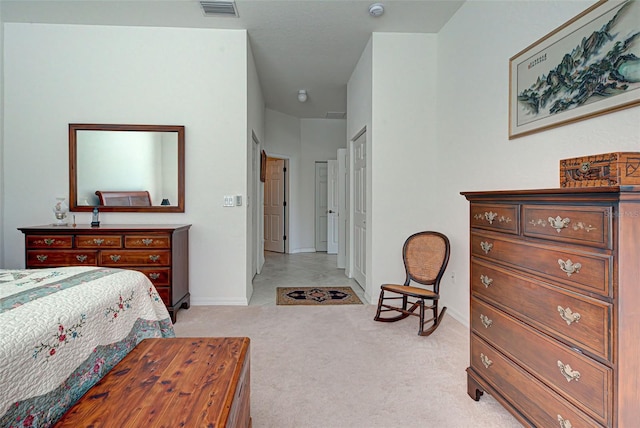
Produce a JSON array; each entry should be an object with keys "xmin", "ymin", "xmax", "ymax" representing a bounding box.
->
[
  {"xmin": 260, "ymin": 150, "xmax": 267, "ymax": 182},
  {"xmin": 509, "ymin": 0, "xmax": 640, "ymax": 139}
]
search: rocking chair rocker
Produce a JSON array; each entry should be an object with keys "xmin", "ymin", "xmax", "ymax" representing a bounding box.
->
[{"xmin": 374, "ymin": 231, "xmax": 450, "ymax": 336}]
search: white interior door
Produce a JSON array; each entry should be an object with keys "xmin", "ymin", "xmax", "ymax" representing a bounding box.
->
[
  {"xmin": 327, "ymin": 159, "xmax": 338, "ymax": 254},
  {"xmin": 337, "ymin": 148, "xmax": 347, "ymax": 268},
  {"xmin": 315, "ymin": 162, "xmax": 328, "ymax": 252},
  {"xmin": 264, "ymin": 157, "xmax": 285, "ymax": 253},
  {"xmin": 352, "ymin": 132, "xmax": 366, "ymax": 288}
]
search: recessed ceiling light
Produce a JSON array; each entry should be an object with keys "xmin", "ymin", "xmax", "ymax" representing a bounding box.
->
[{"xmin": 368, "ymin": 3, "xmax": 385, "ymax": 17}]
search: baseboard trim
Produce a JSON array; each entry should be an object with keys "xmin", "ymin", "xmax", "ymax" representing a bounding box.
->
[
  {"xmin": 289, "ymin": 248, "xmax": 317, "ymax": 254},
  {"xmin": 190, "ymin": 298, "xmax": 249, "ymax": 306}
]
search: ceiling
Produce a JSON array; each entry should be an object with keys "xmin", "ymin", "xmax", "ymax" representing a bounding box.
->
[{"xmin": 1, "ymin": 0, "xmax": 464, "ymax": 119}]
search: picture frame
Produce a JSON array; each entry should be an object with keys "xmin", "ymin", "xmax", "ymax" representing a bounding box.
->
[
  {"xmin": 509, "ymin": 0, "xmax": 640, "ymax": 139},
  {"xmin": 260, "ymin": 150, "xmax": 267, "ymax": 183}
]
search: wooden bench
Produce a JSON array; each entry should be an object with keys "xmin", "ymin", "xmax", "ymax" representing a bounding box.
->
[{"xmin": 55, "ymin": 337, "xmax": 251, "ymax": 427}]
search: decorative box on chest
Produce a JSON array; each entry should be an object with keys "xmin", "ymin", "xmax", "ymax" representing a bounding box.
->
[
  {"xmin": 462, "ymin": 186, "xmax": 640, "ymax": 427},
  {"xmin": 560, "ymin": 152, "xmax": 640, "ymax": 187},
  {"xmin": 18, "ymin": 224, "xmax": 191, "ymax": 323}
]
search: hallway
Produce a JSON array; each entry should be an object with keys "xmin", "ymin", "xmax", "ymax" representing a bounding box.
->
[{"xmin": 250, "ymin": 251, "xmax": 366, "ymax": 306}]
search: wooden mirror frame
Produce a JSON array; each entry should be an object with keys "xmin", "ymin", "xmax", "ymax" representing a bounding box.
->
[{"xmin": 69, "ymin": 123, "xmax": 185, "ymax": 212}]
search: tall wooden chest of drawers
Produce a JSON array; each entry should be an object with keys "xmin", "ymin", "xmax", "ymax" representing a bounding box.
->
[
  {"xmin": 18, "ymin": 224, "xmax": 191, "ymax": 323},
  {"xmin": 462, "ymin": 187, "xmax": 640, "ymax": 427}
]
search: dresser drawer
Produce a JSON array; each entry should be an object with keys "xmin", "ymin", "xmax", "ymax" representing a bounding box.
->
[
  {"xmin": 470, "ymin": 335, "xmax": 602, "ymax": 428},
  {"xmin": 26, "ymin": 235, "xmax": 73, "ymax": 249},
  {"xmin": 523, "ymin": 205, "xmax": 612, "ymax": 249},
  {"xmin": 27, "ymin": 250, "xmax": 97, "ymax": 267},
  {"xmin": 76, "ymin": 235, "xmax": 123, "ymax": 249},
  {"xmin": 471, "ymin": 232, "xmax": 612, "ymax": 297},
  {"xmin": 472, "ymin": 298, "xmax": 611, "ymax": 425},
  {"xmin": 99, "ymin": 250, "xmax": 171, "ymax": 267},
  {"xmin": 132, "ymin": 267, "xmax": 171, "ymax": 286},
  {"xmin": 124, "ymin": 235, "xmax": 170, "ymax": 249},
  {"xmin": 470, "ymin": 204, "xmax": 519, "ymax": 234},
  {"xmin": 471, "ymin": 260, "xmax": 611, "ymax": 361}
]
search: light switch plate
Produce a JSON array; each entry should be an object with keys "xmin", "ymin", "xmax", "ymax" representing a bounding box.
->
[{"xmin": 223, "ymin": 196, "xmax": 235, "ymax": 207}]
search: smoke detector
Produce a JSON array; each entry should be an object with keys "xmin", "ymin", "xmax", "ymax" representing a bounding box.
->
[{"xmin": 368, "ymin": 3, "xmax": 385, "ymax": 17}]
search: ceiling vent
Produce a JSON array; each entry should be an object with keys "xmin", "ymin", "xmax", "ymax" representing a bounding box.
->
[
  {"xmin": 200, "ymin": 1, "xmax": 239, "ymax": 17},
  {"xmin": 326, "ymin": 112, "xmax": 347, "ymax": 119}
]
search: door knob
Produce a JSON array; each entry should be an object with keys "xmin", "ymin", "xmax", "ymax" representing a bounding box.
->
[{"xmin": 328, "ymin": 210, "xmax": 334, "ymax": 213}]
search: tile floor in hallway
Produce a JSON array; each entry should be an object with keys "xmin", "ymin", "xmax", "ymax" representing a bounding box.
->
[{"xmin": 249, "ymin": 251, "xmax": 367, "ymax": 306}]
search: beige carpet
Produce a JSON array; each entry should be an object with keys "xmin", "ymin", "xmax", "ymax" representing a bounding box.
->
[
  {"xmin": 276, "ymin": 287, "xmax": 363, "ymax": 305},
  {"xmin": 172, "ymin": 304, "xmax": 522, "ymax": 428}
]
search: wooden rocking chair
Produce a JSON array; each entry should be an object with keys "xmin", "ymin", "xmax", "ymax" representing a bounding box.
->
[{"xmin": 374, "ymin": 231, "xmax": 451, "ymax": 336}]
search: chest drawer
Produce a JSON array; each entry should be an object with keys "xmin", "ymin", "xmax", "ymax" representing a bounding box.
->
[
  {"xmin": 27, "ymin": 250, "xmax": 97, "ymax": 267},
  {"xmin": 26, "ymin": 235, "xmax": 73, "ymax": 249},
  {"xmin": 99, "ymin": 250, "xmax": 171, "ymax": 267},
  {"xmin": 471, "ymin": 232, "xmax": 612, "ymax": 297},
  {"xmin": 523, "ymin": 205, "xmax": 612, "ymax": 249},
  {"xmin": 76, "ymin": 235, "xmax": 123, "ymax": 248},
  {"xmin": 472, "ymin": 298, "xmax": 611, "ymax": 424},
  {"xmin": 470, "ymin": 204, "xmax": 519, "ymax": 234},
  {"xmin": 471, "ymin": 260, "xmax": 611, "ymax": 361},
  {"xmin": 124, "ymin": 235, "xmax": 170, "ymax": 249},
  {"xmin": 470, "ymin": 335, "xmax": 602, "ymax": 428}
]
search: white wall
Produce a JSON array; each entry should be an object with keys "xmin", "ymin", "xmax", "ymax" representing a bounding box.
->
[
  {"xmin": 264, "ymin": 109, "xmax": 347, "ymax": 253},
  {"xmin": 0, "ymin": 8, "xmax": 4, "ymax": 268},
  {"xmin": 246, "ymin": 38, "xmax": 265, "ymax": 298},
  {"xmin": 435, "ymin": 0, "xmax": 640, "ymax": 325},
  {"xmin": 3, "ymin": 23, "xmax": 255, "ymax": 306}
]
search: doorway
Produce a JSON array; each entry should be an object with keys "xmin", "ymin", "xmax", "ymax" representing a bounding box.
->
[{"xmin": 264, "ymin": 156, "xmax": 288, "ymax": 253}]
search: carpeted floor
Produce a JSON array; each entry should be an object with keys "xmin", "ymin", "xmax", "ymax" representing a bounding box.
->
[
  {"xmin": 276, "ymin": 286, "xmax": 363, "ymax": 305},
  {"xmin": 172, "ymin": 304, "xmax": 522, "ymax": 428}
]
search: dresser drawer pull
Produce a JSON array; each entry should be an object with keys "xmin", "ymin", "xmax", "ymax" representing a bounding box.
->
[
  {"xmin": 557, "ymin": 306, "xmax": 581, "ymax": 325},
  {"xmin": 44, "ymin": 238, "xmax": 56, "ymax": 246},
  {"xmin": 110, "ymin": 255, "xmax": 121, "ymax": 262},
  {"xmin": 572, "ymin": 221, "xmax": 597, "ymax": 232},
  {"xmin": 558, "ymin": 259, "xmax": 581, "ymax": 276},
  {"xmin": 480, "ymin": 314, "xmax": 493, "ymax": 328},
  {"xmin": 142, "ymin": 238, "xmax": 154, "ymax": 246},
  {"xmin": 149, "ymin": 255, "xmax": 161, "ymax": 262},
  {"xmin": 557, "ymin": 415, "xmax": 573, "ymax": 428},
  {"xmin": 480, "ymin": 241, "xmax": 493, "ymax": 254},
  {"xmin": 484, "ymin": 211, "xmax": 498, "ymax": 224},
  {"xmin": 76, "ymin": 255, "xmax": 88, "ymax": 262},
  {"xmin": 480, "ymin": 353, "xmax": 493, "ymax": 369},
  {"xmin": 93, "ymin": 238, "xmax": 104, "ymax": 245},
  {"xmin": 548, "ymin": 216, "xmax": 570, "ymax": 233},
  {"xmin": 36, "ymin": 255, "xmax": 48, "ymax": 262},
  {"xmin": 557, "ymin": 360, "xmax": 581, "ymax": 382},
  {"xmin": 480, "ymin": 274, "xmax": 493, "ymax": 288},
  {"xmin": 149, "ymin": 273, "xmax": 161, "ymax": 280}
]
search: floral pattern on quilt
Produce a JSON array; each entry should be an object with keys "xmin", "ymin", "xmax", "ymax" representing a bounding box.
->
[{"xmin": 0, "ymin": 266, "xmax": 175, "ymax": 427}]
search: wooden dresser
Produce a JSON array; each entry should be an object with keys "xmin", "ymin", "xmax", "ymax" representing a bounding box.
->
[
  {"xmin": 18, "ymin": 224, "xmax": 191, "ymax": 323},
  {"xmin": 462, "ymin": 187, "xmax": 640, "ymax": 427}
]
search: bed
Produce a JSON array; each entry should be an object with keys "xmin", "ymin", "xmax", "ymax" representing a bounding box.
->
[{"xmin": 0, "ymin": 266, "xmax": 175, "ymax": 427}]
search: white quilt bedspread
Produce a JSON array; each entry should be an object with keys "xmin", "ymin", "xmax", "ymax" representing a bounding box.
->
[{"xmin": 0, "ymin": 266, "xmax": 175, "ymax": 427}]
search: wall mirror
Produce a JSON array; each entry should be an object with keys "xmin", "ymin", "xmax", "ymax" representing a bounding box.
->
[{"xmin": 69, "ymin": 123, "xmax": 185, "ymax": 212}]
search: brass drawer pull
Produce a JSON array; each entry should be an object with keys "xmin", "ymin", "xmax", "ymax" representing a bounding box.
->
[
  {"xmin": 480, "ymin": 274, "xmax": 493, "ymax": 288},
  {"xmin": 93, "ymin": 238, "xmax": 104, "ymax": 245},
  {"xmin": 558, "ymin": 259, "xmax": 581, "ymax": 276},
  {"xmin": 557, "ymin": 306, "xmax": 581, "ymax": 325},
  {"xmin": 557, "ymin": 360, "xmax": 581, "ymax": 382},
  {"xmin": 480, "ymin": 241, "xmax": 493, "ymax": 254},
  {"xmin": 480, "ymin": 353, "xmax": 492, "ymax": 369},
  {"xmin": 548, "ymin": 216, "xmax": 570, "ymax": 233},
  {"xmin": 149, "ymin": 255, "xmax": 161, "ymax": 262},
  {"xmin": 480, "ymin": 314, "xmax": 493, "ymax": 329},
  {"xmin": 149, "ymin": 273, "xmax": 161, "ymax": 280},
  {"xmin": 110, "ymin": 255, "xmax": 121, "ymax": 262},
  {"xmin": 76, "ymin": 255, "xmax": 88, "ymax": 262},
  {"xmin": 36, "ymin": 254, "xmax": 48, "ymax": 262},
  {"xmin": 557, "ymin": 415, "xmax": 573, "ymax": 428},
  {"xmin": 484, "ymin": 211, "xmax": 498, "ymax": 224},
  {"xmin": 44, "ymin": 238, "xmax": 56, "ymax": 246},
  {"xmin": 142, "ymin": 238, "xmax": 154, "ymax": 246}
]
